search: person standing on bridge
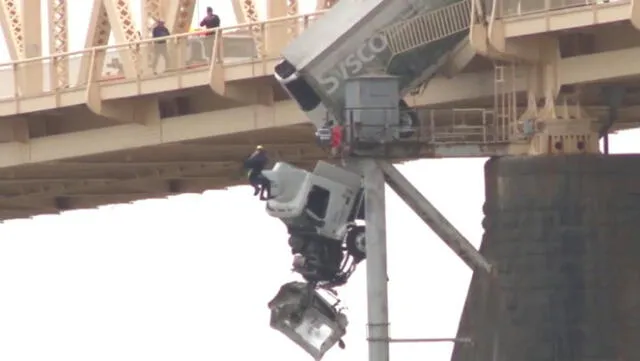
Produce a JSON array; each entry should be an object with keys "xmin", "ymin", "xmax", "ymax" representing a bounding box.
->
[
  {"xmin": 151, "ymin": 19, "xmax": 171, "ymax": 74},
  {"xmin": 200, "ymin": 6, "xmax": 221, "ymax": 62},
  {"xmin": 244, "ymin": 145, "xmax": 272, "ymax": 200}
]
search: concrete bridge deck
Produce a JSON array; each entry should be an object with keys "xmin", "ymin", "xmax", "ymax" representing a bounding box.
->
[{"xmin": 0, "ymin": 0, "xmax": 640, "ymax": 220}]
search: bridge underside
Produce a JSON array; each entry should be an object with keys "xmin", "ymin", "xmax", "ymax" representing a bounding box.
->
[{"xmin": 0, "ymin": 123, "xmax": 326, "ymax": 221}]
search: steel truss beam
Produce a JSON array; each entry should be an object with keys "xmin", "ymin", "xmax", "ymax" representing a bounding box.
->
[
  {"xmin": 141, "ymin": 0, "xmax": 167, "ymax": 37},
  {"xmin": 0, "ymin": 0, "xmax": 23, "ymax": 60},
  {"xmin": 231, "ymin": 0, "xmax": 263, "ymax": 55},
  {"xmin": 101, "ymin": 0, "xmax": 142, "ymax": 78},
  {"xmin": 166, "ymin": 0, "xmax": 195, "ymax": 35},
  {"xmin": 78, "ymin": 0, "xmax": 111, "ymax": 85},
  {"xmin": 48, "ymin": 0, "xmax": 68, "ymax": 89},
  {"xmin": 79, "ymin": 0, "xmax": 142, "ymax": 82},
  {"xmin": 286, "ymin": 0, "xmax": 299, "ymax": 37}
]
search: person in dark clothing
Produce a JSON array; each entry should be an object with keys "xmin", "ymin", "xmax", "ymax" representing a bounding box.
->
[
  {"xmin": 200, "ymin": 7, "xmax": 221, "ymax": 29},
  {"xmin": 151, "ymin": 20, "xmax": 171, "ymax": 73},
  {"xmin": 199, "ymin": 7, "xmax": 220, "ymax": 61},
  {"xmin": 244, "ymin": 145, "xmax": 272, "ymax": 200}
]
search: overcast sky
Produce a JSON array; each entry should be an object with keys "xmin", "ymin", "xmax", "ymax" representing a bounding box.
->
[{"xmin": 0, "ymin": 1, "xmax": 638, "ymax": 361}]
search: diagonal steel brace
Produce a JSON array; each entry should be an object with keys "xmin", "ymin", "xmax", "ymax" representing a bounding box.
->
[{"xmin": 377, "ymin": 160, "xmax": 492, "ymax": 274}]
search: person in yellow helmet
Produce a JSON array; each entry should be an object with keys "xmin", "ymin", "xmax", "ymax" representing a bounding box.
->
[{"xmin": 244, "ymin": 145, "xmax": 272, "ymax": 200}]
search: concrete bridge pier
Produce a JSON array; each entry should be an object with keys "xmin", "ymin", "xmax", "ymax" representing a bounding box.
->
[{"xmin": 453, "ymin": 154, "xmax": 640, "ymax": 361}]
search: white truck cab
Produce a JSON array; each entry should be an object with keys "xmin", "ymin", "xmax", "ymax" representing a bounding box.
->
[
  {"xmin": 263, "ymin": 161, "xmax": 366, "ymax": 288},
  {"xmin": 264, "ymin": 161, "xmax": 363, "ymax": 241}
]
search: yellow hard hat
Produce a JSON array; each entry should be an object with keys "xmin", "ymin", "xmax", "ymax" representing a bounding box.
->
[{"xmin": 256, "ymin": 145, "xmax": 263, "ymax": 150}]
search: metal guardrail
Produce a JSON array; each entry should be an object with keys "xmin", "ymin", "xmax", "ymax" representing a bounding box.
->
[
  {"xmin": 0, "ymin": 11, "xmax": 327, "ymax": 101},
  {"xmin": 383, "ymin": 0, "xmax": 472, "ymax": 57},
  {"xmin": 332, "ymin": 106, "xmax": 511, "ymax": 152},
  {"xmin": 499, "ymin": 0, "xmax": 628, "ymax": 18}
]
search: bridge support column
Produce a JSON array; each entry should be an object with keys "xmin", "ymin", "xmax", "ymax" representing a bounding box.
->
[
  {"xmin": 453, "ymin": 155, "xmax": 640, "ymax": 361},
  {"xmin": 342, "ymin": 75, "xmax": 489, "ymax": 356},
  {"xmin": 360, "ymin": 158, "xmax": 390, "ymax": 361}
]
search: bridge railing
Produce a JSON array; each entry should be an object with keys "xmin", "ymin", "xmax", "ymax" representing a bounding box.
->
[
  {"xmin": 497, "ymin": 0, "xmax": 627, "ymax": 18},
  {"xmin": 0, "ymin": 11, "xmax": 328, "ymax": 101},
  {"xmin": 342, "ymin": 106, "xmax": 508, "ymax": 148}
]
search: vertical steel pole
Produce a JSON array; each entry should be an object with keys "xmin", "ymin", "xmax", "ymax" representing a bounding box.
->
[{"xmin": 361, "ymin": 158, "xmax": 390, "ymax": 361}]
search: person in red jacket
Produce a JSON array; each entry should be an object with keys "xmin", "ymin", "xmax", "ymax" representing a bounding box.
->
[{"xmin": 330, "ymin": 123, "xmax": 344, "ymax": 157}]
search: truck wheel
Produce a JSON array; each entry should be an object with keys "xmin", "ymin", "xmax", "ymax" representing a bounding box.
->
[{"xmin": 346, "ymin": 225, "xmax": 366, "ymax": 260}]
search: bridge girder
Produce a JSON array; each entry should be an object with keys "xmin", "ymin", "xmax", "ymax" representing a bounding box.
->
[
  {"xmin": 48, "ymin": 0, "xmax": 69, "ymax": 89},
  {"xmin": 231, "ymin": 0, "xmax": 263, "ymax": 55},
  {"xmin": 101, "ymin": 0, "xmax": 142, "ymax": 78},
  {"xmin": 0, "ymin": 0, "xmax": 24, "ymax": 60},
  {"xmin": 165, "ymin": 0, "xmax": 195, "ymax": 35},
  {"xmin": 141, "ymin": 0, "xmax": 168, "ymax": 37}
]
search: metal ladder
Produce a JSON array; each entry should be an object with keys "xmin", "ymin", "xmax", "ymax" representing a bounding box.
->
[
  {"xmin": 382, "ymin": 0, "xmax": 472, "ymax": 57},
  {"xmin": 493, "ymin": 63, "xmax": 517, "ymax": 141}
]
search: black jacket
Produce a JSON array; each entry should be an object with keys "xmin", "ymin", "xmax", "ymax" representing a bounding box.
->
[
  {"xmin": 152, "ymin": 25, "xmax": 170, "ymax": 43},
  {"xmin": 200, "ymin": 14, "xmax": 220, "ymax": 29},
  {"xmin": 244, "ymin": 151, "xmax": 267, "ymax": 172}
]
